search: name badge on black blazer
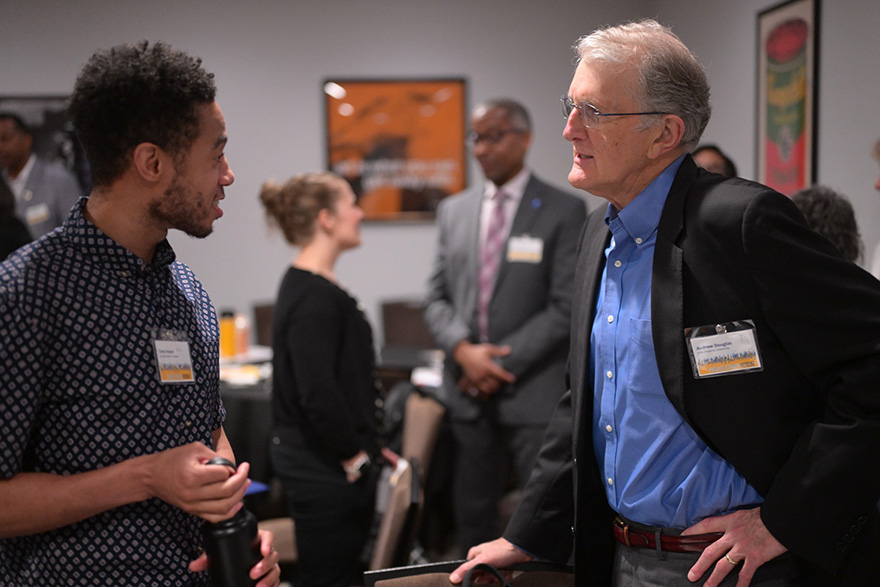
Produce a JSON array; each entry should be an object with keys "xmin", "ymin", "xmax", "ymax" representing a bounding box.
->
[
  {"xmin": 684, "ymin": 320, "xmax": 764, "ymax": 379},
  {"xmin": 507, "ymin": 235, "xmax": 543, "ymax": 263}
]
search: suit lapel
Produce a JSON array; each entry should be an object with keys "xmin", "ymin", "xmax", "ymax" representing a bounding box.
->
[
  {"xmin": 652, "ymin": 157, "xmax": 698, "ymax": 426},
  {"xmin": 493, "ymin": 177, "xmax": 542, "ymax": 291},
  {"xmin": 571, "ymin": 209, "xmax": 611, "ymax": 444},
  {"xmin": 461, "ymin": 189, "xmax": 484, "ymax": 326}
]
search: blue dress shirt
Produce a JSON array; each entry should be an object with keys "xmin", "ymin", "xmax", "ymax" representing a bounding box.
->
[{"xmin": 590, "ymin": 156, "xmax": 763, "ymax": 528}]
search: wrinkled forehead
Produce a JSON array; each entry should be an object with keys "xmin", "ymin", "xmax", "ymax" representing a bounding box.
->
[{"xmin": 569, "ymin": 59, "xmax": 639, "ymax": 110}]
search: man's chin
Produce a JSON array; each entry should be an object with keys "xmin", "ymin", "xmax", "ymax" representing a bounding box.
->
[
  {"xmin": 568, "ymin": 169, "xmax": 589, "ymax": 191},
  {"xmin": 179, "ymin": 224, "xmax": 214, "ymax": 239}
]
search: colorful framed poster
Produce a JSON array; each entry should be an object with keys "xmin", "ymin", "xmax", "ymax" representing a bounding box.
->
[
  {"xmin": 324, "ymin": 78, "xmax": 467, "ymax": 221},
  {"xmin": 756, "ymin": 0, "xmax": 819, "ymax": 195}
]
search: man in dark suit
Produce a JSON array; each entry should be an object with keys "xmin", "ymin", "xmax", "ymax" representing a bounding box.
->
[
  {"xmin": 0, "ymin": 112, "xmax": 83, "ymax": 238},
  {"xmin": 424, "ymin": 98, "xmax": 586, "ymax": 554},
  {"xmin": 451, "ymin": 20, "xmax": 880, "ymax": 587}
]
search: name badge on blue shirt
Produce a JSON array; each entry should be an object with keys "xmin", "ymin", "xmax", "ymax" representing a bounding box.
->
[{"xmin": 685, "ymin": 320, "xmax": 764, "ymax": 379}]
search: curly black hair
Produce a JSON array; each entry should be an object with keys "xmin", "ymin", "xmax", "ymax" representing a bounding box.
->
[
  {"xmin": 67, "ymin": 40, "xmax": 216, "ymax": 188},
  {"xmin": 792, "ymin": 185, "xmax": 863, "ymax": 263}
]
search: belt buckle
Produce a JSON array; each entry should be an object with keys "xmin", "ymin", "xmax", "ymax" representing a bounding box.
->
[{"xmin": 615, "ymin": 517, "xmax": 633, "ymax": 548}]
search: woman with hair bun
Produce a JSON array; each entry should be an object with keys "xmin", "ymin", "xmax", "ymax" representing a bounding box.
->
[{"xmin": 260, "ymin": 172, "xmax": 392, "ymax": 587}]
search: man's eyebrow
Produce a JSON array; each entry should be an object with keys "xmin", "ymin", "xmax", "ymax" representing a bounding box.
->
[{"xmin": 214, "ymin": 135, "xmax": 228, "ymax": 150}]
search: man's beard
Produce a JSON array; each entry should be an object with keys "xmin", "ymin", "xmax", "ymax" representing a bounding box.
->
[{"xmin": 149, "ymin": 173, "xmax": 213, "ymax": 239}]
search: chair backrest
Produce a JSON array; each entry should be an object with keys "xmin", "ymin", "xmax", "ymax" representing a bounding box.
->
[
  {"xmin": 510, "ymin": 570, "xmax": 575, "ymax": 586},
  {"xmin": 381, "ymin": 299, "xmax": 436, "ymax": 349},
  {"xmin": 363, "ymin": 560, "xmax": 574, "ymax": 587},
  {"xmin": 256, "ymin": 517, "xmax": 297, "ymax": 564},
  {"xmin": 401, "ymin": 391, "xmax": 445, "ymax": 480},
  {"xmin": 252, "ymin": 303, "xmax": 275, "ymax": 347},
  {"xmin": 368, "ymin": 459, "xmax": 422, "ymax": 571}
]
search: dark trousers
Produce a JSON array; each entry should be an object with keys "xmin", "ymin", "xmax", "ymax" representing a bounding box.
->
[
  {"xmin": 270, "ymin": 440, "xmax": 376, "ymax": 587},
  {"xmin": 612, "ymin": 534, "xmax": 806, "ymax": 586},
  {"xmin": 450, "ymin": 417, "xmax": 546, "ymax": 555}
]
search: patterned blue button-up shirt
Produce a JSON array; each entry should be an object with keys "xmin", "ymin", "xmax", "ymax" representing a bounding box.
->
[{"xmin": 0, "ymin": 198, "xmax": 225, "ymax": 585}]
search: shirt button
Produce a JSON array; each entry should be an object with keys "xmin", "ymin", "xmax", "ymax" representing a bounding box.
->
[
  {"xmin": 606, "ymin": 370, "xmax": 613, "ymax": 379},
  {"xmin": 607, "ymin": 477, "xmax": 613, "ymax": 486},
  {"xmin": 614, "ymin": 260, "xmax": 622, "ymax": 268},
  {"xmin": 635, "ymin": 237, "xmax": 643, "ymax": 245},
  {"xmin": 605, "ymin": 424, "xmax": 613, "ymax": 433},
  {"xmin": 184, "ymin": 420, "xmax": 192, "ymax": 428},
  {"xmin": 607, "ymin": 315, "xmax": 614, "ymax": 323}
]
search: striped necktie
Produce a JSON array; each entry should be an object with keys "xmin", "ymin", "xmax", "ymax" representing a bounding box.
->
[{"xmin": 478, "ymin": 191, "xmax": 508, "ymax": 342}]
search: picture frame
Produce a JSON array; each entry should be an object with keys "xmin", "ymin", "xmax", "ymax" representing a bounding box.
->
[
  {"xmin": 0, "ymin": 95, "xmax": 90, "ymax": 193},
  {"xmin": 756, "ymin": 0, "xmax": 819, "ymax": 195},
  {"xmin": 324, "ymin": 78, "xmax": 467, "ymax": 221}
]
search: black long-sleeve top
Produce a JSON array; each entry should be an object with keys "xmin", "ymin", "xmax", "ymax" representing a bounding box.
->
[{"xmin": 270, "ymin": 267, "xmax": 382, "ymax": 460}]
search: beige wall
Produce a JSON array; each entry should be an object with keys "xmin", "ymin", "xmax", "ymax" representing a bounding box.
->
[{"xmin": 3, "ymin": 0, "xmax": 878, "ymax": 341}]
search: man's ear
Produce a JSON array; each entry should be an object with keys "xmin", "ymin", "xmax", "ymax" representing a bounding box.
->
[
  {"xmin": 648, "ymin": 114, "xmax": 686, "ymax": 159},
  {"xmin": 131, "ymin": 143, "xmax": 169, "ymax": 184}
]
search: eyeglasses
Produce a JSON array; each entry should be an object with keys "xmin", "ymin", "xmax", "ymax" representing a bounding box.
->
[
  {"xmin": 561, "ymin": 96, "xmax": 668, "ymax": 128},
  {"xmin": 466, "ymin": 128, "xmax": 526, "ymax": 146}
]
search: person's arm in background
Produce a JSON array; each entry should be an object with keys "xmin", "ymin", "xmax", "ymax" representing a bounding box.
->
[{"xmin": 423, "ymin": 198, "xmax": 472, "ymax": 354}]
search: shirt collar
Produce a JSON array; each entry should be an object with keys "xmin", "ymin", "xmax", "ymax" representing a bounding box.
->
[
  {"xmin": 63, "ymin": 197, "xmax": 177, "ymax": 276},
  {"xmin": 605, "ymin": 155, "xmax": 686, "ymax": 243},
  {"xmin": 483, "ymin": 168, "xmax": 530, "ymax": 206},
  {"xmin": 4, "ymin": 153, "xmax": 36, "ymax": 199}
]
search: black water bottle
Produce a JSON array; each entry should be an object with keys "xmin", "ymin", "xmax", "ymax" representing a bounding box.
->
[{"xmin": 202, "ymin": 457, "xmax": 261, "ymax": 587}]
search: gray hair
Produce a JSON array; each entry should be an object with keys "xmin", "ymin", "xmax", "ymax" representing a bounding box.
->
[
  {"xmin": 575, "ymin": 19, "xmax": 710, "ymax": 149},
  {"xmin": 474, "ymin": 98, "xmax": 532, "ymax": 132}
]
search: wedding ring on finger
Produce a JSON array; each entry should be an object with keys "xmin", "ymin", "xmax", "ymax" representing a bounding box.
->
[{"xmin": 724, "ymin": 553, "xmax": 739, "ymax": 566}]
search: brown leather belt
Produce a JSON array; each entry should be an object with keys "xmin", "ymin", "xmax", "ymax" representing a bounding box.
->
[{"xmin": 613, "ymin": 517, "xmax": 723, "ymax": 554}]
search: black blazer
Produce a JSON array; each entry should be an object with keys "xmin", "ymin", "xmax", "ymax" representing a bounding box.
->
[{"xmin": 506, "ymin": 156, "xmax": 880, "ymax": 585}]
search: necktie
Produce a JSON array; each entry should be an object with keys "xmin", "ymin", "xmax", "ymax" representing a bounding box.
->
[{"xmin": 478, "ymin": 191, "xmax": 508, "ymax": 342}]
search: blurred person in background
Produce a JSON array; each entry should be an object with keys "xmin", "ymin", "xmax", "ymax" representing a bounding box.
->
[
  {"xmin": 692, "ymin": 143, "xmax": 738, "ymax": 177},
  {"xmin": 869, "ymin": 139, "xmax": 880, "ymax": 278},
  {"xmin": 260, "ymin": 171, "xmax": 395, "ymax": 587},
  {"xmin": 423, "ymin": 98, "xmax": 585, "ymax": 555},
  {"xmin": 0, "ymin": 179, "xmax": 30, "ymax": 260},
  {"xmin": 792, "ymin": 185, "xmax": 863, "ymax": 264},
  {"xmin": 0, "ymin": 111, "xmax": 83, "ymax": 238}
]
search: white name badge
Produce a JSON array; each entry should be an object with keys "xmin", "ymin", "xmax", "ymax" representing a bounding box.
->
[
  {"xmin": 153, "ymin": 337, "xmax": 195, "ymax": 384},
  {"xmin": 25, "ymin": 203, "xmax": 50, "ymax": 226},
  {"xmin": 684, "ymin": 320, "xmax": 763, "ymax": 379},
  {"xmin": 507, "ymin": 235, "xmax": 543, "ymax": 263}
]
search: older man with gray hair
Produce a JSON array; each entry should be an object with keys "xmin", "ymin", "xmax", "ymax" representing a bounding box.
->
[{"xmin": 452, "ymin": 19, "xmax": 880, "ymax": 587}]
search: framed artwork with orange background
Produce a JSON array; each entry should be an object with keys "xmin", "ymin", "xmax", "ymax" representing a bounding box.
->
[
  {"xmin": 324, "ymin": 78, "xmax": 467, "ymax": 221},
  {"xmin": 756, "ymin": 0, "xmax": 819, "ymax": 195}
]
